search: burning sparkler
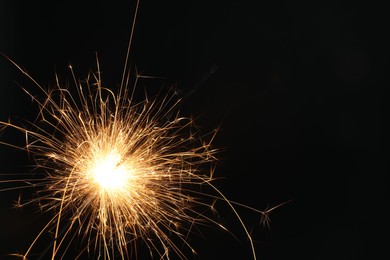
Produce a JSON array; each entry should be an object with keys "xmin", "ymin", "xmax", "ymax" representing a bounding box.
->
[
  {"xmin": 0, "ymin": 1, "xmax": 291, "ymax": 259},
  {"xmin": 1, "ymin": 55, "xmax": 223, "ymax": 259}
]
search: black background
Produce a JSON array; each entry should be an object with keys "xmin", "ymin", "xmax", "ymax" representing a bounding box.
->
[{"xmin": 1, "ymin": 1, "xmax": 389, "ymax": 259}]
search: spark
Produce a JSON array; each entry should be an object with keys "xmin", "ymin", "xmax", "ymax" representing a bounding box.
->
[
  {"xmin": 90, "ymin": 150, "xmax": 132, "ymax": 191},
  {"xmin": 0, "ymin": 1, "xmax": 292, "ymax": 259},
  {"xmin": 0, "ymin": 66, "xmax": 291, "ymax": 260},
  {"xmin": 1, "ymin": 55, "xmax": 220, "ymax": 259}
]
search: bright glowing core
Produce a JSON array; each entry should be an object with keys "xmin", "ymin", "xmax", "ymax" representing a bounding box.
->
[{"xmin": 91, "ymin": 151, "xmax": 130, "ymax": 191}]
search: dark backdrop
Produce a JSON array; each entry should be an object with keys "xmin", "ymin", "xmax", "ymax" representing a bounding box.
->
[{"xmin": 1, "ymin": 1, "xmax": 389, "ymax": 259}]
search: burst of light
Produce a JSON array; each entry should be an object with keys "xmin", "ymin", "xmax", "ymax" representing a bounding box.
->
[
  {"xmin": 0, "ymin": 1, "xmax": 291, "ymax": 259},
  {"xmin": 0, "ymin": 55, "xmax": 225, "ymax": 259},
  {"xmin": 90, "ymin": 150, "xmax": 132, "ymax": 191}
]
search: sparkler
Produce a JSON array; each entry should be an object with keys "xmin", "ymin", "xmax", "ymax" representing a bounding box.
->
[
  {"xmin": 1, "ymin": 56, "xmax": 224, "ymax": 259},
  {"xmin": 0, "ymin": 1, "xmax": 290, "ymax": 259}
]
